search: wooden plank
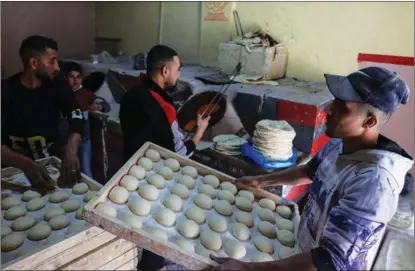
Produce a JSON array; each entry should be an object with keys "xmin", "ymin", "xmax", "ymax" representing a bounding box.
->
[
  {"xmin": 96, "ymin": 247, "xmax": 141, "ymax": 270},
  {"xmin": 116, "ymin": 257, "xmax": 139, "ymax": 271}
]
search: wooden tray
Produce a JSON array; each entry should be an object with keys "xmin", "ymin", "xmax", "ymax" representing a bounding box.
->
[{"xmin": 84, "ymin": 142, "xmax": 301, "ymax": 270}]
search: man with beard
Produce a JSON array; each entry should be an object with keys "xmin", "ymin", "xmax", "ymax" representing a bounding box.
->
[
  {"xmin": 120, "ymin": 45, "xmax": 211, "ymax": 270},
  {"xmin": 1, "ymin": 36, "xmax": 85, "ymax": 191}
]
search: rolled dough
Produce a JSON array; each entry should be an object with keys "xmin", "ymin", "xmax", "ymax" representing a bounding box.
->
[
  {"xmin": 220, "ymin": 182, "xmax": 237, "ymax": 195},
  {"xmin": 138, "ymin": 157, "xmax": 153, "ymax": 171},
  {"xmin": 200, "ymin": 230, "xmax": 222, "ymax": 251},
  {"xmin": 109, "ymin": 186, "xmax": 129, "ymax": 204},
  {"xmin": 164, "ymin": 158, "xmax": 180, "ymax": 172},
  {"xmin": 12, "ymin": 215, "xmax": 36, "ymax": 231},
  {"xmin": 129, "ymin": 165, "xmax": 146, "ymax": 179},
  {"xmin": 178, "ymin": 218, "xmax": 200, "ymax": 239},
  {"xmin": 27, "ymin": 223, "xmax": 52, "ymax": 241},
  {"xmin": 171, "ymin": 183, "xmax": 190, "ymax": 199},
  {"xmin": 72, "ymin": 182, "xmax": 89, "ymax": 195},
  {"xmin": 120, "ymin": 175, "xmax": 140, "ymax": 191},
  {"xmin": 49, "ymin": 191, "xmax": 70, "ymax": 203},
  {"xmin": 147, "ymin": 174, "xmax": 166, "ymax": 189},
  {"xmin": 1, "ymin": 233, "xmax": 24, "ymax": 252},
  {"xmin": 139, "ymin": 184, "xmax": 159, "ymax": 201},
  {"xmin": 48, "ymin": 214, "xmax": 70, "ymax": 230},
  {"xmin": 203, "ymin": 175, "xmax": 220, "ymax": 188},
  {"xmin": 145, "ymin": 149, "xmax": 161, "ymax": 162},
  {"xmin": 26, "ymin": 197, "xmax": 46, "ymax": 211},
  {"xmin": 181, "ymin": 166, "xmax": 198, "ymax": 178},
  {"xmin": 197, "ymin": 184, "xmax": 216, "ymax": 199},
  {"xmin": 22, "ymin": 190, "xmax": 41, "ymax": 202},
  {"xmin": 259, "ymin": 198, "xmax": 276, "ymax": 211},
  {"xmin": 129, "ymin": 197, "xmax": 152, "ymax": 216},
  {"xmin": 194, "ymin": 194, "xmax": 213, "ymax": 210},
  {"xmin": 224, "ymin": 239, "xmax": 246, "ymax": 259},
  {"xmin": 154, "ymin": 207, "xmax": 176, "ymax": 227},
  {"xmin": 44, "ymin": 207, "xmax": 66, "ymax": 221},
  {"xmin": 155, "ymin": 166, "xmax": 174, "ymax": 180},
  {"xmin": 185, "ymin": 206, "xmax": 206, "ymax": 224},
  {"xmin": 163, "ymin": 194, "xmax": 183, "ymax": 212},
  {"xmin": 96, "ymin": 203, "xmax": 117, "ymax": 218},
  {"xmin": 61, "ymin": 199, "xmax": 81, "ymax": 213},
  {"xmin": 217, "ymin": 190, "xmax": 235, "ymax": 204},
  {"xmin": 1, "ymin": 196, "xmax": 20, "ymax": 210},
  {"xmin": 207, "ymin": 215, "xmax": 227, "ymax": 233},
  {"xmin": 4, "ymin": 205, "xmax": 27, "ymax": 220},
  {"xmin": 177, "ymin": 175, "xmax": 196, "ymax": 189}
]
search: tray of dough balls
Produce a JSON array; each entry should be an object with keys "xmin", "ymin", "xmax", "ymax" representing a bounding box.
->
[
  {"xmin": 1, "ymin": 156, "xmax": 102, "ymax": 267},
  {"xmin": 83, "ymin": 142, "xmax": 301, "ymax": 270}
]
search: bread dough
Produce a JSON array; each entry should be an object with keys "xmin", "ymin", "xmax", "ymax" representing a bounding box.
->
[
  {"xmin": 220, "ymin": 182, "xmax": 237, "ymax": 195},
  {"xmin": 231, "ymin": 223, "xmax": 250, "ymax": 241},
  {"xmin": 259, "ymin": 198, "xmax": 276, "ymax": 211},
  {"xmin": 120, "ymin": 175, "xmax": 140, "ymax": 191},
  {"xmin": 1, "ymin": 226, "xmax": 12, "ymax": 238},
  {"xmin": 61, "ymin": 199, "xmax": 81, "ymax": 213},
  {"xmin": 258, "ymin": 208, "xmax": 276, "ymax": 224},
  {"xmin": 22, "ymin": 190, "xmax": 41, "ymax": 202},
  {"xmin": 44, "ymin": 207, "xmax": 66, "ymax": 221},
  {"xmin": 109, "ymin": 186, "xmax": 129, "ymax": 204},
  {"xmin": 129, "ymin": 197, "xmax": 151, "ymax": 216},
  {"xmin": 138, "ymin": 157, "xmax": 153, "ymax": 171},
  {"xmin": 178, "ymin": 218, "xmax": 200, "ymax": 239},
  {"xmin": 177, "ymin": 175, "xmax": 196, "ymax": 189},
  {"xmin": 27, "ymin": 197, "xmax": 46, "ymax": 211},
  {"xmin": 171, "ymin": 183, "xmax": 189, "ymax": 199},
  {"xmin": 27, "ymin": 223, "xmax": 52, "ymax": 241},
  {"xmin": 258, "ymin": 221, "xmax": 278, "ymax": 239},
  {"xmin": 4, "ymin": 205, "xmax": 27, "ymax": 220},
  {"xmin": 276, "ymin": 218, "xmax": 294, "ymax": 232},
  {"xmin": 253, "ymin": 236, "xmax": 274, "ymax": 254},
  {"xmin": 277, "ymin": 229, "xmax": 296, "ymax": 248},
  {"xmin": 181, "ymin": 166, "xmax": 198, "ymax": 178},
  {"xmin": 129, "ymin": 165, "xmax": 146, "ymax": 179},
  {"xmin": 276, "ymin": 205, "xmax": 292, "ymax": 219},
  {"xmin": 237, "ymin": 190, "xmax": 255, "ymax": 203},
  {"xmin": 195, "ymin": 243, "xmax": 218, "ymax": 258},
  {"xmin": 96, "ymin": 203, "xmax": 117, "ymax": 217},
  {"xmin": 145, "ymin": 228, "xmax": 168, "ymax": 241},
  {"xmin": 67, "ymin": 222, "xmax": 86, "ymax": 235},
  {"xmin": 1, "ymin": 233, "xmax": 25, "ymax": 252},
  {"xmin": 207, "ymin": 215, "xmax": 227, "ymax": 233},
  {"xmin": 147, "ymin": 174, "xmax": 166, "ymax": 189},
  {"xmin": 120, "ymin": 213, "xmax": 143, "ymax": 229},
  {"xmin": 185, "ymin": 206, "xmax": 206, "ymax": 224},
  {"xmin": 45, "ymin": 234, "xmax": 65, "ymax": 245},
  {"xmin": 214, "ymin": 200, "xmax": 233, "ymax": 216},
  {"xmin": 224, "ymin": 239, "xmax": 246, "ymax": 259},
  {"xmin": 83, "ymin": 190, "xmax": 97, "ymax": 203},
  {"xmin": 155, "ymin": 166, "xmax": 174, "ymax": 180},
  {"xmin": 197, "ymin": 184, "xmax": 216, "ymax": 199},
  {"xmin": 139, "ymin": 184, "xmax": 159, "ymax": 201},
  {"xmin": 1, "ymin": 196, "xmax": 21, "ymax": 210},
  {"xmin": 217, "ymin": 190, "xmax": 235, "ymax": 204},
  {"xmin": 251, "ymin": 252, "xmax": 274, "ymax": 262},
  {"xmin": 203, "ymin": 175, "xmax": 220, "ymax": 188},
  {"xmin": 145, "ymin": 149, "xmax": 161, "ymax": 162},
  {"xmin": 200, "ymin": 230, "xmax": 222, "ymax": 251},
  {"xmin": 12, "ymin": 215, "xmax": 36, "ymax": 231},
  {"xmin": 235, "ymin": 197, "xmax": 252, "ymax": 212},
  {"xmin": 278, "ymin": 245, "xmax": 297, "ymax": 259},
  {"xmin": 72, "ymin": 182, "xmax": 89, "ymax": 195},
  {"xmin": 164, "ymin": 158, "xmax": 180, "ymax": 172},
  {"xmin": 49, "ymin": 191, "xmax": 70, "ymax": 203},
  {"xmin": 154, "ymin": 207, "xmax": 176, "ymax": 227},
  {"xmin": 49, "ymin": 214, "xmax": 70, "ymax": 230},
  {"xmin": 173, "ymin": 239, "xmax": 194, "ymax": 253},
  {"xmin": 235, "ymin": 211, "xmax": 254, "ymax": 228},
  {"xmin": 75, "ymin": 207, "xmax": 84, "ymax": 220},
  {"xmin": 163, "ymin": 194, "xmax": 183, "ymax": 212},
  {"xmin": 194, "ymin": 194, "xmax": 213, "ymax": 210}
]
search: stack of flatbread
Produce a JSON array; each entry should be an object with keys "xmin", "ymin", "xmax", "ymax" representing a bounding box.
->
[
  {"xmin": 212, "ymin": 134, "xmax": 247, "ymax": 156},
  {"xmin": 252, "ymin": 120, "xmax": 296, "ymax": 161}
]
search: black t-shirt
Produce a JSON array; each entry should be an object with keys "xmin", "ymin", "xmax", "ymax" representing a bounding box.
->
[{"xmin": 1, "ymin": 73, "xmax": 85, "ymax": 160}]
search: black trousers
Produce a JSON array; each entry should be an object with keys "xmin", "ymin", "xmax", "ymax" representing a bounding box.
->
[{"xmin": 139, "ymin": 249, "xmax": 165, "ymax": 270}]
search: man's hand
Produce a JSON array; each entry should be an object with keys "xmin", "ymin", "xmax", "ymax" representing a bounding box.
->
[
  {"xmin": 21, "ymin": 160, "xmax": 55, "ymax": 193},
  {"xmin": 204, "ymin": 255, "xmax": 251, "ymax": 271},
  {"xmin": 197, "ymin": 114, "xmax": 211, "ymax": 132},
  {"xmin": 235, "ymin": 175, "xmax": 263, "ymax": 188},
  {"xmin": 58, "ymin": 134, "xmax": 82, "ymax": 187}
]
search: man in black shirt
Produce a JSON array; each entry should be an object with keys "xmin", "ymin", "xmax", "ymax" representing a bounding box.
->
[{"xmin": 1, "ymin": 36, "xmax": 85, "ymax": 191}]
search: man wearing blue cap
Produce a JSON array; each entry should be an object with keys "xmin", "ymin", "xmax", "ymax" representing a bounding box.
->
[{"xmin": 207, "ymin": 67, "xmax": 413, "ymax": 271}]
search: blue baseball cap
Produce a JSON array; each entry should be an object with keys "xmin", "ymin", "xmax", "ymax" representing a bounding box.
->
[{"xmin": 324, "ymin": 67, "xmax": 410, "ymax": 114}]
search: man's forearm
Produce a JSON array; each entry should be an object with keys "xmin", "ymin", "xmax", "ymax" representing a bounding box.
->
[
  {"xmin": 191, "ymin": 128, "xmax": 204, "ymax": 145},
  {"xmin": 1, "ymin": 145, "xmax": 33, "ymax": 169},
  {"xmin": 248, "ymin": 251, "xmax": 317, "ymax": 271},
  {"xmin": 257, "ymin": 165, "xmax": 312, "ymax": 187}
]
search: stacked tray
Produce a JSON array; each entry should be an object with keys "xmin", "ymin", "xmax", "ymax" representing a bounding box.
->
[{"xmin": 212, "ymin": 134, "xmax": 247, "ymax": 156}]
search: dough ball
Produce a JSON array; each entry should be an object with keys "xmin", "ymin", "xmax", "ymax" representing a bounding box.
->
[
  {"xmin": 178, "ymin": 218, "xmax": 200, "ymax": 239},
  {"xmin": 145, "ymin": 149, "xmax": 161, "ymax": 162},
  {"xmin": 231, "ymin": 223, "xmax": 250, "ymax": 241},
  {"xmin": 44, "ymin": 207, "xmax": 66, "ymax": 221},
  {"xmin": 207, "ymin": 215, "xmax": 227, "ymax": 233},
  {"xmin": 1, "ymin": 233, "xmax": 24, "ymax": 252},
  {"xmin": 224, "ymin": 239, "xmax": 246, "ymax": 259},
  {"xmin": 154, "ymin": 207, "xmax": 176, "ymax": 227},
  {"xmin": 278, "ymin": 245, "xmax": 297, "ymax": 259},
  {"xmin": 22, "ymin": 190, "xmax": 41, "ymax": 202},
  {"xmin": 72, "ymin": 182, "xmax": 89, "ymax": 195},
  {"xmin": 45, "ymin": 234, "xmax": 65, "ymax": 245},
  {"xmin": 258, "ymin": 207, "xmax": 276, "ymax": 224},
  {"xmin": 120, "ymin": 213, "xmax": 143, "ymax": 229},
  {"xmin": 173, "ymin": 239, "xmax": 194, "ymax": 253},
  {"xmin": 181, "ymin": 166, "xmax": 198, "ymax": 178},
  {"xmin": 120, "ymin": 175, "xmax": 140, "ymax": 191},
  {"xmin": 220, "ymin": 182, "xmax": 237, "ymax": 195},
  {"xmin": 27, "ymin": 223, "xmax": 52, "ymax": 241},
  {"xmin": 259, "ymin": 198, "xmax": 276, "ymax": 211},
  {"xmin": 203, "ymin": 175, "xmax": 220, "ymax": 188},
  {"xmin": 235, "ymin": 211, "xmax": 254, "ymax": 228},
  {"xmin": 251, "ymin": 252, "xmax": 274, "ymax": 262},
  {"xmin": 147, "ymin": 174, "xmax": 166, "ymax": 189},
  {"xmin": 75, "ymin": 207, "xmax": 84, "ymax": 220},
  {"xmin": 67, "ymin": 222, "xmax": 86, "ymax": 235},
  {"xmin": 195, "ymin": 244, "xmax": 218, "ymax": 258},
  {"xmin": 253, "ymin": 236, "xmax": 274, "ymax": 254},
  {"xmin": 214, "ymin": 200, "xmax": 233, "ymax": 216},
  {"xmin": 61, "ymin": 199, "xmax": 81, "ymax": 213},
  {"xmin": 276, "ymin": 205, "xmax": 293, "ymax": 219},
  {"xmin": 83, "ymin": 190, "xmax": 97, "ymax": 203},
  {"xmin": 109, "ymin": 186, "xmax": 129, "ymax": 204},
  {"xmin": 4, "ymin": 205, "xmax": 27, "ymax": 220},
  {"xmin": 235, "ymin": 196, "xmax": 252, "ymax": 212},
  {"xmin": 138, "ymin": 157, "xmax": 153, "ymax": 171},
  {"xmin": 145, "ymin": 228, "xmax": 168, "ymax": 241},
  {"xmin": 1, "ymin": 226, "xmax": 12, "ymax": 238},
  {"xmin": 129, "ymin": 165, "xmax": 146, "ymax": 180},
  {"xmin": 171, "ymin": 183, "xmax": 190, "ymax": 199},
  {"xmin": 237, "ymin": 190, "xmax": 255, "ymax": 203},
  {"xmin": 164, "ymin": 158, "xmax": 180, "ymax": 172},
  {"xmin": 185, "ymin": 206, "xmax": 206, "ymax": 224},
  {"xmin": 139, "ymin": 184, "xmax": 159, "ymax": 201},
  {"xmin": 96, "ymin": 203, "xmax": 117, "ymax": 218},
  {"xmin": 194, "ymin": 194, "xmax": 213, "ymax": 210},
  {"xmin": 217, "ymin": 190, "xmax": 235, "ymax": 204},
  {"xmin": 197, "ymin": 184, "xmax": 216, "ymax": 199},
  {"xmin": 177, "ymin": 175, "xmax": 196, "ymax": 189},
  {"xmin": 1, "ymin": 196, "xmax": 20, "ymax": 210},
  {"xmin": 277, "ymin": 229, "xmax": 296, "ymax": 248},
  {"xmin": 26, "ymin": 197, "xmax": 46, "ymax": 211},
  {"xmin": 163, "ymin": 194, "xmax": 183, "ymax": 212},
  {"xmin": 49, "ymin": 191, "xmax": 70, "ymax": 203},
  {"xmin": 155, "ymin": 166, "xmax": 174, "ymax": 180},
  {"xmin": 200, "ymin": 230, "xmax": 222, "ymax": 251},
  {"xmin": 258, "ymin": 221, "xmax": 278, "ymax": 239},
  {"xmin": 48, "ymin": 215, "xmax": 70, "ymax": 230},
  {"xmin": 129, "ymin": 197, "xmax": 152, "ymax": 216},
  {"xmin": 11, "ymin": 215, "xmax": 36, "ymax": 231},
  {"xmin": 276, "ymin": 218, "xmax": 294, "ymax": 232}
]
